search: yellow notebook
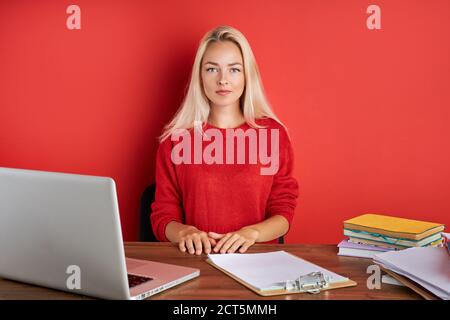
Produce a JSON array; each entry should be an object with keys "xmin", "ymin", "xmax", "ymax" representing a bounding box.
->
[{"xmin": 344, "ymin": 214, "xmax": 445, "ymax": 241}]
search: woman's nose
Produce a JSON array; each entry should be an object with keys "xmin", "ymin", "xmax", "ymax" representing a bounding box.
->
[{"xmin": 218, "ymin": 72, "xmax": 229, "ymax": 86}]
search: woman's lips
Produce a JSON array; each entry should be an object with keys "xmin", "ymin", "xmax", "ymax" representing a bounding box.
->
[{"xmin": 216, "ymin": 90, "xmax": 232, "ymax": 96}]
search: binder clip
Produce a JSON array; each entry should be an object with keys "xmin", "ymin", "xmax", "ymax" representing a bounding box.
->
[{"xmin": 284, "ymin": 272, "xmax": 330, "ymax": 294}]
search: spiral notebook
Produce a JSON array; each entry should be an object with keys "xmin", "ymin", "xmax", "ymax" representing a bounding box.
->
[{"xmin": 206, "ymin": 251, "xmax": 356, "ymax": 296}]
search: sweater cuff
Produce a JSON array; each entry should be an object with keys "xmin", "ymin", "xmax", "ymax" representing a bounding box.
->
[
  {"xmin": 155, "ymin": 217, "xmax": 182, "ymax": 242},
  {"xmin": 266, "ymin": 209, "xmax": 295, "ymax": 233}
]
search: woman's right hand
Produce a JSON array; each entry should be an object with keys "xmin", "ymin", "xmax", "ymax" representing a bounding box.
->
[{"xmin": 178, "ymin": 226, "xmax": 216, "ymax": 255}]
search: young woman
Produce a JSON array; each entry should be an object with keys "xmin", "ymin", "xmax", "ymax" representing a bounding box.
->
[{"xmin": 151, "ymin": 26, "xmax": 298, "ymax": 255}]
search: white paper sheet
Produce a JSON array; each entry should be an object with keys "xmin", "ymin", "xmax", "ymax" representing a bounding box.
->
[
  {"xmin": 374, "ymin": 247, "xmax": 450, "ymax": 300},
  {"xmin": 208, "ymin": 250, "xmax": 349, "ymax": 291}
]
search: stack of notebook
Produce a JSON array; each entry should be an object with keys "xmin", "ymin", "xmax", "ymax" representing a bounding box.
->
[{"xmin": 338, "ymin": 214, "xmax": 445, "ymax": 258}]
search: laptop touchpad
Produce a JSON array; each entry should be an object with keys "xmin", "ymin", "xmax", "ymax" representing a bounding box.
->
[{"xmin": 126, "ymin": 258, "xmax": 148, "ymax": 271}]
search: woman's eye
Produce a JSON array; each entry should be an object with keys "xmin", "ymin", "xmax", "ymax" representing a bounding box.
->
[
  {"xmin": 231, "ymin": 68, "xmax": 241, "ymax": 73},
  {"xmin": 206, "ymin": 67, "xmax": 218, "ymax": 72}
]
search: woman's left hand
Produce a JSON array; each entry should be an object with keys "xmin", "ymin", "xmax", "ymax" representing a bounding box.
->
[{"xmin": 208, "ymin": 228, "xmax": 259, "ymax": 254}]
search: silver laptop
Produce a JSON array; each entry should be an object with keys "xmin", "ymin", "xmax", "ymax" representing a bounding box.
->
[{"xmin": 0, "ymin": 167, "xmax": 199, "ymax": 300}]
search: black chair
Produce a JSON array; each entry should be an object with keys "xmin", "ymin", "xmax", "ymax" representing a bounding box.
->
[
  {"xmin": 139, "ymin": 183, "xmax": 285, "ymax": 244},
  {"xmin": 139, "ymin": 183, "xmax": 158, "ymax": 242}
]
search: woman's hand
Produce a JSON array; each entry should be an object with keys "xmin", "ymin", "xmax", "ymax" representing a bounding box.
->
[
  {"xmin": 178, "ymin": 226, "xmax": 217, "ymax": 255},
  {"xmin": 208, "ymin": 227, "xmax": 260, "ymax": 254}
]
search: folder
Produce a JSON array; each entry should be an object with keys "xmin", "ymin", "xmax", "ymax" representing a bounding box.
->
[
  {"xmin": 344, "ymin": 214, "xmax": 444, "ymax": 241},
  {"xmin": 206, "ymin": 251, "xmax": 357, "ymax": 296}
]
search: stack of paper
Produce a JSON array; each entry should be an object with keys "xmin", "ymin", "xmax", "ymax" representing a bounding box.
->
[
  {"xmin": 373, "ymin": 247, "xmax": 450, "ymax": 300},
  {"xmin": 342, "ymin": 214, "xmax": 444, "ymax": 252}
]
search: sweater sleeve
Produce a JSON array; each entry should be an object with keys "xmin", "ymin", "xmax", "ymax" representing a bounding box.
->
[
  {"xmin": 264, "ymin": 127, "xmax": 299, "ymax": 229},
  {"xmin": 150, "ymin": 138, "xmax": 184, "ymax": 241}
]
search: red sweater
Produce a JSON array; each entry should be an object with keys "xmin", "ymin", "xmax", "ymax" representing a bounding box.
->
[{"xmin": 150, "ymin": 118, "xmax": 299, "ymax": 242}]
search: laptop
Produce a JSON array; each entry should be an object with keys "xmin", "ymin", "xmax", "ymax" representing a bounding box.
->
[{"xmin": 0, "ymin": 167, "xmax": 199, "ymax": 300}]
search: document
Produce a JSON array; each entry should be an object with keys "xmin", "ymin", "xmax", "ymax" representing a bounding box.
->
[{"xmin": 208, "ymin": 250, "xmax": 349, "ymax": 291}]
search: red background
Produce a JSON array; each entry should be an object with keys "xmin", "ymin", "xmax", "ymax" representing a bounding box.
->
[{"xmin": 1, "ymin": 0, "xmax": 449, "ymax": 243}]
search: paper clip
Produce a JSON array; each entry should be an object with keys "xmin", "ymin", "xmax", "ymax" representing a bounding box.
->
[{"xmin": 283, "ymin": 271, "xmax": 330, "ymax": 294}]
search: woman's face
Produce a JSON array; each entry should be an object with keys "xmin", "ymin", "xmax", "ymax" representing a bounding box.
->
[{"xmin": 201, "ymin": 41, "xmax": 245, "ymax": 109}]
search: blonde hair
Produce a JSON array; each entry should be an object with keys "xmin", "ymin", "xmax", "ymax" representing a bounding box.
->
[{"xmin": 159, "ymin": 25, "xmax": 284, "ymax": 141}]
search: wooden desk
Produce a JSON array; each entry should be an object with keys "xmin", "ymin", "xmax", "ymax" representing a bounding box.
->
[{"xmin": 0, "ymin": 243, "xmax": 421, "ymax": 300}]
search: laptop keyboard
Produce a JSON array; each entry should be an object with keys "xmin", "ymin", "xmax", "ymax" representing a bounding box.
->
[{"xmin": 127, "ymin": 274, "xmax": 153, "ymax": 288}]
